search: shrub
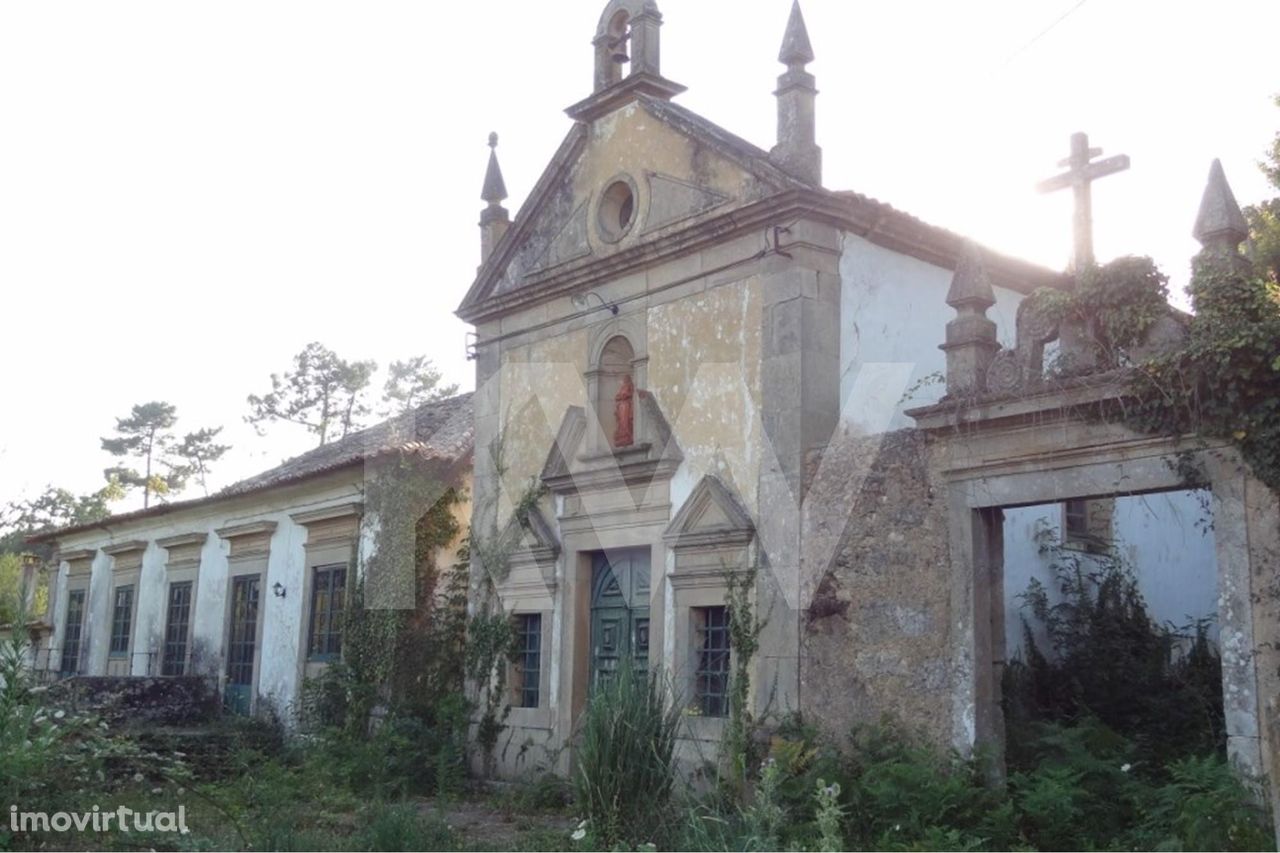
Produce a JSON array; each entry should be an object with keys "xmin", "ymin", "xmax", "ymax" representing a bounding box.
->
[{"xmin": 573, "ymin": 661, "xmax": 682, "ymax": 849}]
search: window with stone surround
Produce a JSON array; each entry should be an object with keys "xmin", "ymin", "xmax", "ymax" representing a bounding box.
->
[
  {"xmin": 692, "ymin": 605, "xmax": 730, "ymax": 718},
  {"xmin": 60, "ymin": 589, "xmax": 86, "ymax": 676},
  {"xmin": 1063, "ymin": 497, "xmax": 1113, "ymax": 554},
  {"xmin": 109, "ymin": 585, "xmax": 133, "ymax": 656},
  {"xmin": 307, "ymin": 564, "xmax": 347, "ymax": 661},
  {"xmin": 512, "ymin": 613, "xmax": 542, "ymax": 709},
  {"xmin": 161, "ymin": 581, "xmax": 193, "ymax": 676}
]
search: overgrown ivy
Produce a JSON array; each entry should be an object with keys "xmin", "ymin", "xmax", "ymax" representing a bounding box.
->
[
  {"xmin": 301, "ymin": 452, "xmax": 464, "ymax": 734},
  {"xmin": 1041, "ymin": 255, "xmax": 1172, "ymax": 374},
  {"xmin": 1035, "ymin": 249, "xmax": 1280, "ymax": 494},
  {"xmin": 1126, "ymin": 247, "xmax": 1280, "ymax": 493},
  {"xmin": 721, "ymin": 565, "xmax": 766, "ymax": 798}
]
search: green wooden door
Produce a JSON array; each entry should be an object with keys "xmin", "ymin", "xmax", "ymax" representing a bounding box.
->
[{"xmin": 590, "ymin": 550, "xmax": 650, "ymax": 689}]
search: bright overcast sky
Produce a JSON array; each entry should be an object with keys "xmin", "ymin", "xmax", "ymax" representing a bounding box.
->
[{"xmin": 1, "ymin": 0, "xmax": 1277, "ymax": 512}]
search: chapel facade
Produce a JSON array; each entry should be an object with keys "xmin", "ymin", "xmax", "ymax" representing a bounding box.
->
[
  {"xmin": 456, "ymin": 0, "xmax": 1057, "ymax": 775},
  {"xmin": 457, "ymin": 2, "xmax": 1279, "ymax": 820}
]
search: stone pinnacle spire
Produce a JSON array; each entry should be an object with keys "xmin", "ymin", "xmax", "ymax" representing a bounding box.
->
[
  {"xmin": 479, "ymin": 132, "xmax": 510, "ymax": 266},
  {"xmin": 778, "ymin": 0, "xmax": 814, "ymax": 67},
  {"xmin": 769, "ymin": 0, "xmax": 821, "ymax": 186},
  {"xmin": 481, "ymin": 132, "xmax": 508, "ymax": 206},
  {"xmin": 946, "ymin": 240, "xmax": 996, "ymax": 309},
  {"xmin": 1193, "ymin": 159, "xmax": 1249, "ymax": 249}
]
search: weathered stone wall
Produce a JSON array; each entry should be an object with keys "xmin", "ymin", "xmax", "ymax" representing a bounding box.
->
[
  {"xmin": 800, "ymin": 428, "xmax": 953, "ymax": 744},
  {"xmin": 43, "ymin": 675, "xmax": 219, "ymax": 727}
]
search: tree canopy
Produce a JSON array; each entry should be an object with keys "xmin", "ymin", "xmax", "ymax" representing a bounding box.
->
[{"xmin": 246, "ymin": 342, "xmax": 377, "ymax": 446}]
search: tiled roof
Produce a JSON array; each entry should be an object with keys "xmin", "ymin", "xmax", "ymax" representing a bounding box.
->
[{"xmin": 29, "ymin": 393, "xmax": 474, "ymax": 543}]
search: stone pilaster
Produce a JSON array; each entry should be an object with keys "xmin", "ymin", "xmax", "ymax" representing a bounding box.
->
[{"xmin": 756, "ymin": 221, "xmax": 841, "ymax": 716}]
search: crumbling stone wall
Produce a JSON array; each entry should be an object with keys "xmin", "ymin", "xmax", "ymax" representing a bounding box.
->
[
  {"xmin": 800, "ymin": 428, "xmax": 953, "ymax": 744},
  {"xmin": 42, "ymin": 676, "xmax": 219, "ymax": 727}
]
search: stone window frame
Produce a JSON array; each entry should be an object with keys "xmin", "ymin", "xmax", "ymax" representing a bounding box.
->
[
  {"xmin": 492, "ymin": 507, "xmax": 559, "ymax": 731},
  {"xmin": 663, "ymin": 474, "xmax": 756, "ymax": 740},
  {"xmin": 306, "ymin": 563, "xmax": 347, "ymax": 662},
  {"xmin": 691, "ymin": 604, "xmax": 731, "ymax": 718},
  {"xmin": 157, "ymin": 532, "xmax": 206, "ymax": 677},
  {"xmin": 216, "ymin": 521, "xmax": 277, "ymax": 711},
  {"xmin": 511, "ymin": 612, "xmax": 544, "ymax": 709},
  {"xmin": 290, "ymin": 503, "xmax": 361, "ymax": 678},
  {"xmin": 1061, "ymin": 497, "xmax": 1114, "ymax": 554},
  {"xmin": 56, "ymin": 549, "xmax": 95, "ymax": 678},
  {"xmin": 102, "ymin": 541, "xmax": 146, "ymax": 676},
  {"xmin": 108, "ymin": 585, "xmax": 134, "ymax": 656}
]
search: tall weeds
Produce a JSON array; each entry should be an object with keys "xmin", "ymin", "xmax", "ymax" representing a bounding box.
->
[{"xmin": 572, "ymin": 661, "xmax": 682, "ymax": 848}]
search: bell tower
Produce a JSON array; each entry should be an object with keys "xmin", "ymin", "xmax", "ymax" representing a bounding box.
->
[{"xmin": 569, "ymin": 0, "xmax": 685, "ymax": 122}]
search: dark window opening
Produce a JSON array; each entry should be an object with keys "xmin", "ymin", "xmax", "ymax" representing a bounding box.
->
[
  {"xmin": 161, "ymin": 581, "xmax": 193, "ymax": 676},
  {"xmin": 307, "ymin": 564, "xmax": 346, "ymax": 660},
  {"xmin": 513, "ymin": 613, "xmax": 542, "ymax": 709},
  {"xmin": 693, "ymin": 605, "xmax": 730, "ymax": 717},
  {"xmin": 109, "ymin": 585, "xmax": 133, "ymax": 656},
  {"xmin": 60, "ymin": 589, "xmax": 86, "ymax": 676}
]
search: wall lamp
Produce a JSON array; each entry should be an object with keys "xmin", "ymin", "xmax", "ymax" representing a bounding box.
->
[
  {"xmin": 272, "ymin": 582, "xmax": 287, "ymax": 599},
  {"xmin": 572, "ymin": 291, "xmax": 618, "ymax": 315}
]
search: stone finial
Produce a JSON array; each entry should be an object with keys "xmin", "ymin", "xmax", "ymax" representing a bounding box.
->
[
  {"xmin": 778, "ymin": 0, "xmax": 815, "ymax": 67},
  {"xmin": 940, "ymin": 241, "xmax": 1000, "ymax": 395},
  {"xmin": 1193, "ymin": 159, "xmax": 1249, "ymax": 249},
  {"xmin": 946, "ymin": 240, "xmax": 996, "ymax": 309},
  {"xmin": 479, "ymin": 133, "xmax": 510, "ymax": 266},
  {"xmin": 769, "ymin": 1, "xmax": 821, "ymax": 186},
  {"xmin": 481, "ymin": 133, "xmax": 508, "ymax": 206}
]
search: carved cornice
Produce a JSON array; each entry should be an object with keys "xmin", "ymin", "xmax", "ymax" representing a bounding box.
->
[
  {"xmin": 102, "ymin": 540, "xmax": 148, "ymax": 557},
  {"xmin": 459, "ymin": 188, "xmax": 1061, "ymax": 326},
  {"xmin": 55, "ymin": 548, "xmax": 96, "ymax": 564},
  {"xmin": 156, "ymin": 533, "xmax": 207, "ymax": 550},
  {"xmin": 215, "ymin": 520, "xmax": 278, "ymax": 540},
  {"xmin": 290, "ymin": 502, "xmax": 364, "ymax": 527}
]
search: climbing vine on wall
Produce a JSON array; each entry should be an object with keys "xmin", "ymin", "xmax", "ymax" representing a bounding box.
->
[
  {"xmin": 306, "ymin": 452, "xmax": 463, "ymax": 732},
  {"xmin": 721, "ymin": 565, "xmax": 767, "ymax": 798},
  {"xmin": 1032, "ymin": 249, "xmax": 1280, "ymax": 494},
  {"xmin": 1125, "ymin": 250, "xmax": 1280, "ymax": 493},
  {"xmin": 1040, "ymin": 255, "xmax": 1172, "ymax": 373}
]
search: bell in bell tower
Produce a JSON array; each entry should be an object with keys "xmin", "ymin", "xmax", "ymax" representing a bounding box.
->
[{"xmin": 591, "ymin": 1, "xmax": 664, "ymax": 93}]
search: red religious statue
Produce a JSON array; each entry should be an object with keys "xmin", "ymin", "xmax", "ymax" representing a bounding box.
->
[{"xmin": 613, "ymin": 374, "xmax": 635, "ymax": 447}]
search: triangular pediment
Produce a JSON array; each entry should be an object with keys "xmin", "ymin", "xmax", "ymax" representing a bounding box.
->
[
  {"xmin": 540, "ymin": 392, "xmax": 683, "ymax": 494},
  {"xmin": 500, "ymin": 505, "xmax": 560, "ymax": 565},
  {"xmin": 664, "ymin": 475, "xmax": 755, "ymax": 549},
  {"xmin": 457, "ymin": 96, "xmax": 810, "ymax": 320}
]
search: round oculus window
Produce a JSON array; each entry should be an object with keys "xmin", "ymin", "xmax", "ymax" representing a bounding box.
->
[{"xmin": 597, "ymin": 177, "xmax": 638, "ymax": 243}]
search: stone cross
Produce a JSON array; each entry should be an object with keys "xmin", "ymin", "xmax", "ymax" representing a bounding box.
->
[{"xmin": 1037, "ymin": 132, "xmax": 1130, "ymax": 270}]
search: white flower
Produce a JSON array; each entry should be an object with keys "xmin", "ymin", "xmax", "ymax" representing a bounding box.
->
[
  {"xmin": 132, "ymin": 772, "xmax": 144, "ymax": 783},
  {"xmin": 571, "ymin": 828, "xmax": 587, "ymax": 842},
  {"xmin": 1121, "ymin": 763, "xmax": 1132, "ymax": 773}
]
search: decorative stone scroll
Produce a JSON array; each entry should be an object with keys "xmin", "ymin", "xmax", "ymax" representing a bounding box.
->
[{"xmin": 986, "ymin": 289, "xmax": 1061, "ymax": 395}]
